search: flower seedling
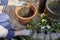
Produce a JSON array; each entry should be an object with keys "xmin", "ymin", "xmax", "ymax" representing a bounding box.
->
[
  {"xmin": 55, "ymin": 38, "xmax": 60, "ymax": 40},
  {"xmin": 26, "ymin": 13, "xmax": 60, "ymax": 35},
  {"xmin": 26, "ymin": 24, "xmax": 34, "ymax": 30}
]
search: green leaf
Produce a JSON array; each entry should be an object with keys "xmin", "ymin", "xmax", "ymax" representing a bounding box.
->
[
  {"xmin": 55, "ymin": 38, "xmax": 60, "ymax": 40},
  {"xmin": 23, "ymin": 36, "xmax": 31, "ymax": 40}
]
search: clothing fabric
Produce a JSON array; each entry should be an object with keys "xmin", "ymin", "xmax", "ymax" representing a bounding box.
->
[
  {"xmin": 0, "ymin": 14, "xmax": 10, "ymax": 22},
  {"xmin": 0, "ymin": 25, "xmax": 8, "ymax": 38},
  {"xmin": 0, "ymin": 14, "xmax": 15, "ymax": 38},
  {"xmin": 0, "ymin": 0, "xmax": 8, "ymax": 6},
  {"xmin": 0, "ymin": 6, "xmax": 4, "ymax": 13}
]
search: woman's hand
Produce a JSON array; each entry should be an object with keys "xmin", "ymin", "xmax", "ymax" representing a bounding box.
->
[
  {"xmin": 20, "ymin": 29, "xmax": 32, "ymax": 36},
  {"xmin": 15, "ymin": 29, "xmax": 33, "ymax": 36}
]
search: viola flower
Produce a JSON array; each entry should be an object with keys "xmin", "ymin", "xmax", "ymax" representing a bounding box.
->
[
  {"xmin": 46, "ymin": 25, "xmax": 50, "ymax": 29},
  {"xmin": 41, "ymin": 25, "xmax": 50, "ymax": 32},
  {"xmin": 41, "ymin": 26, "xmax": 45, "ymax": 31},
  {"xmin": 41, "ymin": 19, "xmax": 47, "ymax": 23},
  {"xmin": 41, "ymin": 13, "xmax": 46, "ymax": 18}
]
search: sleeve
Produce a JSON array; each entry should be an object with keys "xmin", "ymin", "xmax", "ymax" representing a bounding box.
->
[
  {"xmin": 0, "ymin": 25, "xmax": 15, "ymax": 38},
  {"xmin": 6, "ymin": 30, "xmax": 15, "ymax": 38},
  {"xmin": 0, "ymin": 0, "xmax": 8, "ymax": 6}
]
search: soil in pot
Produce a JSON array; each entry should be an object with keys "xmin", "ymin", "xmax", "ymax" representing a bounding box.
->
[
  {"xmin": 18, "ymin": 7, "xmax": 34, "ymax": 18},
  {"xmin": 48, "ymin": 1, "xmax": 60, "ymax": 14}
]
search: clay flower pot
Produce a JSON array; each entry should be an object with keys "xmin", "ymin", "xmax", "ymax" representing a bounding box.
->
[{"xmin": 15, "ymin": 3, "xmax": 37, "ymax": 25}]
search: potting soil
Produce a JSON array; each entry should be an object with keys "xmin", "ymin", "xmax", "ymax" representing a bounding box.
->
[{"xmin": 18, "ymin": 7, "xmax": 34, "ymax": 18}]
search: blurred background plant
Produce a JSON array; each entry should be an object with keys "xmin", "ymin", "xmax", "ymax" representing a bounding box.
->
[{"xmin": 55, "ymin": 38, "xmax": 60, "ymax": 40}]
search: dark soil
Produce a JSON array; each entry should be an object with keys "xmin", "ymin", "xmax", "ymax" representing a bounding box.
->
[{"xmin": 18, "ymin": 7, "xmax": 34, "ymax": 18}]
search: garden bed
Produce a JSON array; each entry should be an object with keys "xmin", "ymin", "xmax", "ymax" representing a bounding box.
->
[{"xmin": 2, "ymin": 0, "xmax": 60, "ymax": 40}]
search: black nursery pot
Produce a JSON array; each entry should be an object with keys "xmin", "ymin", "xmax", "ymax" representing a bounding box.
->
[
  {"xmin": 38, "ymin": 0, "xmax": 47, "ymax": 13},
  {"xmin": 45, "ymin": 0, "xmax": 60, "ymax": 22}
]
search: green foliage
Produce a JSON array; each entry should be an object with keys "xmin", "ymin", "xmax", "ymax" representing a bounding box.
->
[
  {"xmin": 25, "ymin": 13, "xmax": 60, "ymax": 40},
  {"xmin": 50, "ymin": 22, "xmax": 60, "ymax": 33},
  {"xmin": 26, "ymin": 24, "xmax": 34, "ymax": 30},
  {"xmin": 55, "ymin": 38, "xmax": 60, "ymax": 40},
  {"xmin": 23, "ymin": 36, "xmax": 32, "ymax": 40},
  {"xmin": 29, "ymin": 20, "xmax": 35, "ymax": 25},
  {"xmin": 26, "ymin": 13, "xmax": 60, "ymax": 33}
]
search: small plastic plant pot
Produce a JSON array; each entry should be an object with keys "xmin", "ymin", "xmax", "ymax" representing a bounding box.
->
[{"xmin": 15, "ymin": 3, "xmax": 37, "ymax": 25}]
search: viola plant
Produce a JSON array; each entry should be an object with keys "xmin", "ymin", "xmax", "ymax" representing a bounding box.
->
[
  {"xmin": 50, "ymin": 22, "xmax": 60, "ymax": 33},
  {"xmin": 55, "ymin": 38, "xmax": 60, "ymax": 40},
  {"xmin": 26, "ymin": 24, "xmax": 34, "ymax": 30},
  {"xmin": 25, "ymin": 13, "xmax": 60, "ymax": 40},
  {"xmin": 26, "ymin": 13, "xmax": 60, "ymax": 34},
  {"xmin": 40, "ymin": 13, "xmax": 60, "ymax": 33}
]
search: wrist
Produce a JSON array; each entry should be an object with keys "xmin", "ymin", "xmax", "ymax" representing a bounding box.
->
[
  {"xmin": 15, "ymin": 31, "xmax": 21, "ymax": 36},
  {"xmin": 7, "ymin": 31, "xmax": 15, "ymax": 38}
]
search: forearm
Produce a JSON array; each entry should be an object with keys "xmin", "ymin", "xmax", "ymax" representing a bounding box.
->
[
  {"xmin": 7, "ymin": 29, "xmax": 32, "ymax": 38},
  {"xmin": 14, "ymin": 31, "xmax": 21, "ymax": 36},
  {"xmin": 0, "ymin": 25, "xmax": 32, "ymax": 38}
]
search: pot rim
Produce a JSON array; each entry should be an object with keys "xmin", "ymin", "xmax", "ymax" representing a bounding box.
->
[
  {"xmin": 49, "ymin": 17, "xmax": 60, "ymax": 22},
  {"xmin": 15, "ymin": 3, "xmax": 37, "ymax": 20},
  {"xmin": 46, "ymin": 1, "xmax": 60, "ymax": 15}
]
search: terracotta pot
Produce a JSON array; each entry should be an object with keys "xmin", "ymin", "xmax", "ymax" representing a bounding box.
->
[{"xmin": 15, "ymin": 3, "xmax": 37, "ymax": 25}]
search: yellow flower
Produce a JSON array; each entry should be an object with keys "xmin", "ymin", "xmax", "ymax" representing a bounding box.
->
[
  {"xmin": 41, "ymin": 13, "xmax": 46, "ymax": 18},
  {"xmin": 41, "ymin": 19, "xmax": 47, "ymax": 23}
]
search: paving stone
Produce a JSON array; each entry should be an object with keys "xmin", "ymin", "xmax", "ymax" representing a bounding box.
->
[
  {"xmin": 51, "ymin": 33, "xmax": 58, "ymax": 40},
  {"xmin": 57, "ymin": 33, "xmax": 60, "ymax": 38},
  {"xmin": 45, "ymin": 34, "xmax": 50, "ymax": 40},
  {"xmin": 38, "ymin": 33, "xmax": 45, "ymax": 40},
  {"xmin": 33, "ymin": 32, "xmax": 38, "ymax": 39}
]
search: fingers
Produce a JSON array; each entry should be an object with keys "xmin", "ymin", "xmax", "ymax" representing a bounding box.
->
[
  {"xmin": 24, "ymin": 30, "xmax": 33, "ymax": 36},
  {"xmin": 20, "ymin": 29, "xmax": 34, "ymax": 36},
  {"xmin": 26, "ymin": 30, "xmax": 33, "ymax": 36}
]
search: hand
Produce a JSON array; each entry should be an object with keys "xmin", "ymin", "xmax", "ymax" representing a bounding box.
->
[{"xmin": 20, "ymin": 29, "xmax": 32, "ymax": 36}]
